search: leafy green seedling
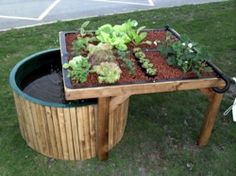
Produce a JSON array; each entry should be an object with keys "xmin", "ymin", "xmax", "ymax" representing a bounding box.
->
[
  {"xmin": 117, "ymin": 50, "xmax": 136, "ymax": 75},
  {"xmin": 79, "ymin": 21, "xmax": 90, "ymax": 37},
  {"xmin": 93, "ymin": 62, "xmax": 122, "ymax": 84},
  {"xmin": 88, "ymin": 43, "xmax": 115, "ymax": 65},
  {"xmin": 159, "ymin": 32, "xmax": 211, "ymax": 76},
  {"xmin": 63, "ymin": 56, "xmax": 91, "ymax": 83},
  {"xmin": 133, "ymin": 47, "xmax": 157, "ymax": 76}
]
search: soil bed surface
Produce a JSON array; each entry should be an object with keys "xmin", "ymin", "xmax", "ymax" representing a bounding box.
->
[{"xmin": 64, "ymin": 31, "xmax": 215, "ymax": 88}]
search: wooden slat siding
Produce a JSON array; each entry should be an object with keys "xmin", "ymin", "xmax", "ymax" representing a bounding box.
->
[
  {"xmin": 51, "ymin": 107, "xmax": 63, "ymax": 159},
  {"xmin": 57, "ymin": 108, "xmax": 69, "ymax": 160},
  {"xmin": 69, "ymin": 107, "xmax": 81, "ymax": 160},
  {"xmin": 108, "ymin": 98, "xmax": 130, "ymax": 149},
  {"xmin": 108, "ymin": 108, "xmax": 114, "ymax": 150},
  {"xmin": 198, "ymin": 92, "xmax": 224, "ymax": 146},
  {"xmin": 45, "ymin": 107, "xmax": 58, "ymax": 157},
  {"xmin": 34, "ymin": 104, "xmax": 49, "ymax": 155},
  {"xmin": 123, "ymin": 99, "xmax": 129, "ymax": 135},
  {"xmin": 97, "ymin": 97, "xmax": 110, "ymax": 160},
  {"xmin": 77, "ymin": 107, "xmax": 85, "ymax": 160},
  {"xmin": 18, "ymin": 96, "xmax": 31, "ymax": 146},
  {"xmin": 74, "ymin": 107, "xmax": 82, "ymax": 160},
  {"xmin": 115, "ymin": 107, "xmax": 120, "ymax": 146},
  {"xmin": 93, "ymin": 105, "xmax": 98, "ymax": 154},
  {"xmin": 30, "ymin": 103, "xmax": 43, "ymax": 153},
  {"xmin": 13, "ymin": 94, "xmax": 129, "ymax": 160},
  {"xmin": 118, "ymin": 103, "xmax": 124, "ymax": 141},
  {"xmin": 112, "ymin": 107, "xmax": 117, "ymax": 147},
  {"xmin": 13, "ymin": 93, "xmax": 26, "ymax": 139},
  {"xmin": 110, "ymin": 95, "xmax": 130, "ymax": 113},
  {"xmin": 24, "ymin": 99, "xmax": 37, "ymax": 149},
  {"xmin": 88, "ymin": 105, "xmax": 96, "ymax": 157},
  {"xmin": 65, "ymin": 78, "xmax": 224, "ymax": 100},
  {"xmin": 120, "ymin": 99, "xmax": 128, "ymax": 138},
  {"xmin": 27, "ymin": 100, "xmax": 40, "ymax": 151},
  {"xmin": 83, "ymin": 106, "xmax": 92, "ymax": 159},
  {"xmin": 63, "ymin": 108, "xmax": 75, "ymax": 160},
  {"xmin": 114, "ymin": 107, "xmax": 119, "ymax": 146},
  {"xmin": 40, "ymin": 106, "xmax": 53, "ymax": 156}
]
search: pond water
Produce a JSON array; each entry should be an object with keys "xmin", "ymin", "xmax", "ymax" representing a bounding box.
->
[{"xmin": 20, "ymin": 62, "xmax": 65, "ymax": 104}]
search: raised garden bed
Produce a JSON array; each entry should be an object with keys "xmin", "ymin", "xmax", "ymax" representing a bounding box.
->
[
  {"xmin": 59, "ymin": 21, "xmax": 229, "ymax": 100},
  {"xmin": 60, "ymin": 22, "xmax": 229, "ymax": 90}
]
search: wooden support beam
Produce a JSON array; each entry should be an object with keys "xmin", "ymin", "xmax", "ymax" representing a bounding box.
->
[
  {"xmin": 96, "ymin": 97, "xmax": 110, "ymax": 160},
  {"xmin": 109, "ymin": 95, "xmax": 130, "ymax": 113},
  {"xmin": 199, "ymin": 88, "xmax": 214, "ymax": 102},
  {"xmin": 197, "ymin": 92, "xmax": 224, "ymax": 146},
  {"xmin": 65, "ymin": 78, "xmax": 224, "ymax": 100}
]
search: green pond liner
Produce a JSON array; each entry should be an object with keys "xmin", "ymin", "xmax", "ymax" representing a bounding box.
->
[{"xmin": 9, "ymin": 48, "xmax": 97, "ymax": 107}]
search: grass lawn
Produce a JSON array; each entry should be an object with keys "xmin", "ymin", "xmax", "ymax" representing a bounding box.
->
[{"xmin": 0, "ymin": 1, "xmax": 236, "ymax": 175}]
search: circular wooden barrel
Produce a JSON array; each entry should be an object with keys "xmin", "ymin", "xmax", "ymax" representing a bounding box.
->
[{"xmin": 9, "ymin": 49, "xmax": 129, "ymax": 160}]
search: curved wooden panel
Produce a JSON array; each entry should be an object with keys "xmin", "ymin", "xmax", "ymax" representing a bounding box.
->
[{"xmin": 13, "ymin": 92, "xmax": 129, "ymax": 160}]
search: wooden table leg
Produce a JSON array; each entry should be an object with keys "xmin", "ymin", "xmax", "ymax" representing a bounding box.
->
[
  {"xmin": 96, "ymin": 97, "xmax": 110, "ymax": 160},
  {"xmin": 197, "ymin": 91, "xmax": 224, "ymax": 146}
]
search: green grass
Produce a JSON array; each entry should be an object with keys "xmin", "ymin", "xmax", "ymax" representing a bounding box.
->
[{"xmin": 1, "ymin": 1, "xmax": 236, "ymax": 175}]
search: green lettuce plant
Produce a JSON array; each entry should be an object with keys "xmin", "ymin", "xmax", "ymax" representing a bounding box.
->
[
  {"xmin": 93, "ymin": 62, "xmax": 122, "ymax": 83},
  {"xmin": 63, "ymin": 56, "xmax": 91, "ymax": 83},
  {"xmin": 87, "ymin": 43, "xmax": 115, "ymax": 65},
  {"xmin": 73, "ymin": 21, "xmax": 98, "ymax": 55},
  {"xmin": 72, "ymin": 38, "xmax": 89, "ymax": 55},
  {"xmin": 95, "ymin": 19, "xmax": 147, "ymax": 51}
]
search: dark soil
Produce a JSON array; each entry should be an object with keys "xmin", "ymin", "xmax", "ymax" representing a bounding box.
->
[{"xmin": 64, "ymin": 30, "xmax": 216, "ymax": 88}]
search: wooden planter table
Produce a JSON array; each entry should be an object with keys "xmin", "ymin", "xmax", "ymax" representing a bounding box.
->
[{"xmin": 63, "ymin": 77, "xmax": 225, "ymax": 161}]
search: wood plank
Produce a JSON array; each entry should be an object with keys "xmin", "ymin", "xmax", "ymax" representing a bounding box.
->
[
  {"xmin": 13, "ymin": 93, "xmax": 26, "ymax": 139},
  {"xmin": 82, "ymin": 106, "xmax": 92, "ymax": 159},
  {"xmin": 115, "ymin": 105, "xmax": 121, "ymax": 144},
  {"xmin": 65, "ymin": 78, "xmax": 224, "ymax": 100},
  {"xmin": 64, "ymin": 108, "xmax": 75, "ymax": 160},
  {"xmin": 36, "ymin": 104, "xmax": 50, "ymax": 155},
  {"xmin": 18, "ymin": 96, "xmax": 31, "ymax": 147},
  {"xmin": 57, "ymin": 108, "xmax": 69, "ymax": 160},
  {"xmin": 118, "ymin": 103, "xmax": 124, "ymax": 141},
  {"xmin": 88, "ymin": 105, "xmax": 96, "ymax": 157},
  {"xmin": 42, "ymin": 106, "xmax": 53, "ymax": 156},
  {"xmin": 77, "ymin": 107, "xmax": 86, "ymax": 160},
  {"xmin": 199, "ymin": 88, "xmax": 214, "ymax": 102},
  {"xmin": 24, "ymin": 100, "xmax": 37, "ymax": 149},
  {"xmin": 30, "ymin": 103, "xmax": 43, "ymax": 153},
  {"xmin": 108, "ymin": 108, "xmax": 114, "ymax": 149},
  {"xmin": 110, "ymin": 95, "xmax": 130, "ymax": 113},
  {"xmin": 197, "ymin": 92, "xmax": 224, "ymax": 146},
  {"xmin": 45, "ymin": 107, "xmax": 58, "ymax": 157},
  {"xmin": 122, "ymin": 99, "xmax": 129, "ymax": 135},
  {"xmin": 96, "ymin": 97, "xmax": 110, "ymax": 161},
  {"xmin": 69, "ymin": 107, "xmax": 81, "ymax": 160},
  {"xmin": 51, "ymin": 107, "xmax": 63, "ymax": 159}
]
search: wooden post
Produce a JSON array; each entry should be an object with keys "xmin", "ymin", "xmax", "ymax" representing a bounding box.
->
[
  {"xmin": 197, "ymin": 91, "xmax": 223, "ymax": 146},
  {"xmin": 96, "ymin": 97, "xmax": 110, "ymax": 160}
]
